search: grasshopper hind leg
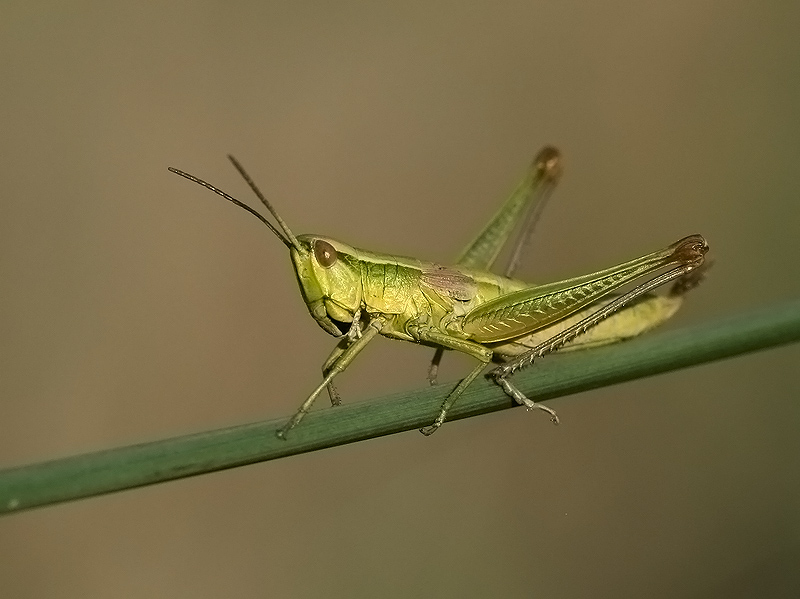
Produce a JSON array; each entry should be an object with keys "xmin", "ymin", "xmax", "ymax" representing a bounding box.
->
[
  {"xmin": 494, "ymin": 376, "xmax": 560, "ymax": 423},
  {"xmin": 490, "ymin": 250, "xmax": 708, "ymax": 421},
  {"xmin": 669, "ymin": 260, "xmax": 711, "ymax": 297},
  {"xmin": 426, "ymin": 148, "xmax": 562, "ymax": 386}
]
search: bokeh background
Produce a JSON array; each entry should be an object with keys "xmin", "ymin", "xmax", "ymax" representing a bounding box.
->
[{"xmin": 2, "ymin": 2, "xmax": 799, "ymax": 597}]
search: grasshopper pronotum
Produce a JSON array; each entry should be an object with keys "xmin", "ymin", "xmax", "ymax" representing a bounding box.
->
[{"xmin": 169, "ymin": 147, "xmax": 708, "ymax": 438}]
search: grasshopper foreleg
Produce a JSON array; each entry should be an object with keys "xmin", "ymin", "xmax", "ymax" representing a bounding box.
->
[
  {"xmin": 277, "ymin": 316, "xmax": 383, "ymax": 440},
  {"xmin": 323, "ymin": 308, "xmax": 365, "ymax": 406},
  {"xmin": 321, "ymin": 341, "xmax": 347, "ymax": 407},
  {"xmin": 345, "ymin": 308, "xmax": 363, "ymax": 341}
]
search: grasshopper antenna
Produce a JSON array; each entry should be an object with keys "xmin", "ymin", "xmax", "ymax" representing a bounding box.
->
[
  {"xmin": 168, "ymin": 164, "xmax": 302, "ymax": 252},
  {"xmin": 226, "ymin": 155, "xmax": 302, "ymax": 252}
]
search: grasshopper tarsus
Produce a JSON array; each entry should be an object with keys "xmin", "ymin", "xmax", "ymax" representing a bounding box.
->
[
  {"xmin": 276, "ymin": 413, "xmax": 306, "ymax": 440},
  {"xmin": 494, "ymin": 374, "xmax": 559, "ymax": 423},
  {"xmin": 276, "ymin": 412, "xmax": 305, "ymax": 439},
  {"xmin": 419, "ymin": 423, "xmax": 441, "ymax": 436}
]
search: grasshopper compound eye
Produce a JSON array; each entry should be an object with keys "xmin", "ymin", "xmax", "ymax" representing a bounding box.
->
[{"xmin": 314, "ymin": 240, "xmax": 338, "ymax": 267}]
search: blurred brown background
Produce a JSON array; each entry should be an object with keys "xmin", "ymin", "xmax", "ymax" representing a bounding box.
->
[{"xmin": 1, "ymin": 2, "xmax": 799, "ymax": 597}]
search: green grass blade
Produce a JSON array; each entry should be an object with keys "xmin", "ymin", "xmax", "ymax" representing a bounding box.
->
[{"xmin": 1, "ymin": 299, "xmax": 799, "ymax": 516}]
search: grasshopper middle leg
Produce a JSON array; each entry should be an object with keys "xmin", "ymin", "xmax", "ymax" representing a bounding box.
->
[{"xmin": 413, "ymin": 327, "xmax": 493, "ymax": 435}]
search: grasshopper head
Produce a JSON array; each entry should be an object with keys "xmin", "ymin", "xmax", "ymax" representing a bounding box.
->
[
  {"xmin": 169, "ymin": 157, "xmax": 362, "ymax": 338},
  {"xmin": 291, "ymin": 235, "xmax": 363, "ymax": 337}
]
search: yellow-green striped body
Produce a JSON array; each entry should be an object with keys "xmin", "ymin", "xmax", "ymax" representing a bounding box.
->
[{"xmin": 290, "ymin": 233, "xmax": 686, "ymax": 357}]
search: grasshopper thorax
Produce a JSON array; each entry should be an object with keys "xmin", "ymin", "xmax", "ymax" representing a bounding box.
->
[{"xmin": 291, "ymin": 235, "xmax": 363, "ymax": 337}]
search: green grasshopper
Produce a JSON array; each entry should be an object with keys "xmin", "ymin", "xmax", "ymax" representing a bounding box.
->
[{"xmin": 169, "ymin": 147, "xmax": 708, "ymax": 438}]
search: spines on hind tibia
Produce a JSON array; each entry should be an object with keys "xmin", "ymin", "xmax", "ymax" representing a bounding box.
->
[{"xmin": 491, "ymin": 294, "xmax": 684, "ymax": 357}]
